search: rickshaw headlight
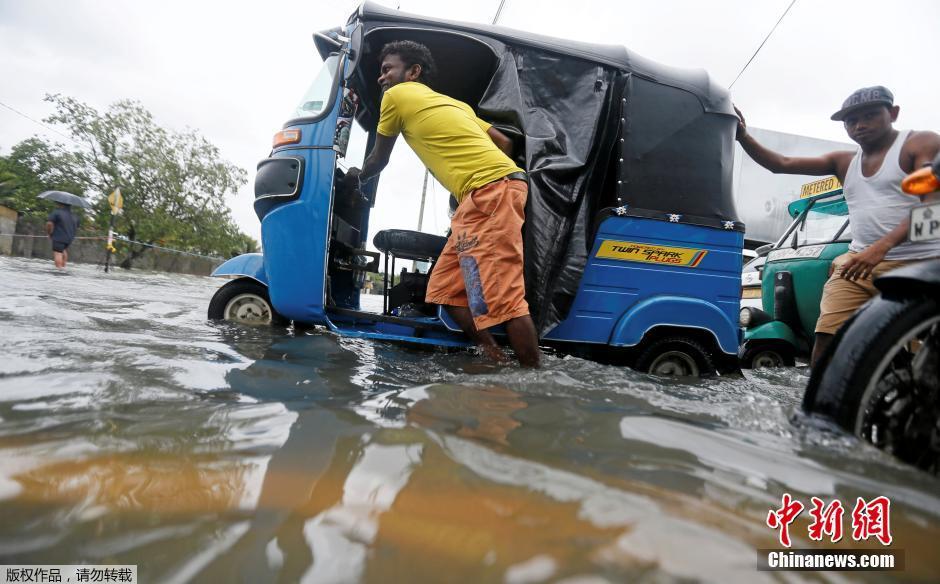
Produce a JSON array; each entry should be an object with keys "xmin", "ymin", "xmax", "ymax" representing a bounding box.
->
[{"xmin": 739, "ymin": 307, "xmax": 772, "ymax": 329}]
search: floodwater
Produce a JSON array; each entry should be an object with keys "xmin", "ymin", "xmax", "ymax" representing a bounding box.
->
[{"xmin": 0, "ymin": 255, "xmax": 938, "ymax": 583}]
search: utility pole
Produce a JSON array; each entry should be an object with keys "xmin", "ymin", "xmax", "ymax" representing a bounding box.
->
[
  {"xmin": 416, "ymin": 169, "xmax": 429, "ymax": 232},
  {"xmin": 413, "ymin": 169, "xmax": 429, "ymax": 272}
]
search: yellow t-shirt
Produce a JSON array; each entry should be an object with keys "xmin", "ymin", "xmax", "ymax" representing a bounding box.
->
[{"xmin": 376, "ymin": 82, "xmax": 523, "ymax": 203}]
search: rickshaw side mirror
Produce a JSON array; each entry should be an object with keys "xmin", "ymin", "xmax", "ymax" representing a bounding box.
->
[
  {"xmin": 314, "ymin": 30, "xmax": 347, "ymax": 48},
  {"xmin": 313, "ymin": 25, "xmax": 361, "ymax": 81},
  {"xmin": 755, "ymin": 243, "xmax": 774, "ymax": 257},
  {"xmin": 344, "ymin": 24, "xmax": 363, "ymax": 81}
]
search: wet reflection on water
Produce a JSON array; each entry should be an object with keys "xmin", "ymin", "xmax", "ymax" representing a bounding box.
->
[{"xmin": 1, "ymin": 256, "xmax": 938, "ymax": 583}]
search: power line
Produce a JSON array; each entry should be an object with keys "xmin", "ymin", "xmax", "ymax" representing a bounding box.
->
[
  {"xmin": 728, "ymin": 0, "xmax": 798, "ymax": 90},
  {"xmin": 6, "ymin": 233, "xmax": 223, "ymax": 260},
  {"xmin": 113, "ymin": 235, "xmax": 224, "ymax": 260},
  {"xmin": 492, "ymin": 0, "xmax": 508, "ymax": 25},
  {"xmin": 0, "ymin": 99, "xmax": 80, "ymax": 145}
]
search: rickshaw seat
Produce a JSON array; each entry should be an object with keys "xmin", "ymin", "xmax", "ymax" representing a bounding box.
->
[{"xmin": 373, "ymin": 229, "xmax": 448, "ymax": 261}]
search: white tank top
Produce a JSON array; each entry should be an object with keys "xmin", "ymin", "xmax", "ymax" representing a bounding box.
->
[{"xmin": 844, "ymin": 129, "xmax": 940, "ymax": 260}]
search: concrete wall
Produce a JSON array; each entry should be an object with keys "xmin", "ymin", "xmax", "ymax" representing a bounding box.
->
[{"xmin": 2, "ymin": 214, "xmax": 223, "ymax": 276}]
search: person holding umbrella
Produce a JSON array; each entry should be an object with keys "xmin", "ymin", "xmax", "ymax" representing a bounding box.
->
[{"xmin": 39, "ymin": 191, "xmax": 87, "ymax": 269}]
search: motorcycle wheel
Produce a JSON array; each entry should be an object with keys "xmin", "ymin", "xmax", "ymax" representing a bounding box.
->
[{"xmin": 805, "ymin": 295, "xmax": 940, "ymax": 473}]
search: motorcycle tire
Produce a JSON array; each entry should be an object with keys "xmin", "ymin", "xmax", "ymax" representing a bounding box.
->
[{"xmin": 804, "ymin": 294, "xmax": 940, "ymax": 472}]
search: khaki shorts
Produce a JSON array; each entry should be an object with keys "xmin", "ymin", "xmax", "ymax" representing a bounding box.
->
[
  {"xmin": 815, "ymin": 252, "xmax": 916, "ymax": 335},
  {"xmin": 425, "ymin": 177, "xmax": 529, "ymax": 330}
]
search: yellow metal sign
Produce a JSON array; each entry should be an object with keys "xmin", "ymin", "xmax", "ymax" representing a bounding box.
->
[
  {"xmin": 800, "ymin": 176, "xmax": 842, "ymax": 198},
  {"xmin": 595, "ymin": 240, "xmax": 708, "ymax": 268},
  {"xmin": 108, "ymin": 187, "xmax": 124, "ymax": 214}
]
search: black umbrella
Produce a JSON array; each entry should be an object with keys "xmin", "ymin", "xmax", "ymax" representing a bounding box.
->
[{"xmin": 38, "ymin": 190, "xmax": 92, "ymax": 209}]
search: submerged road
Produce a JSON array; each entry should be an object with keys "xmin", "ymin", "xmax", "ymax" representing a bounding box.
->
[{"xmin": 1, "ymin": 255, "xmax": 938, "ymax": 582}]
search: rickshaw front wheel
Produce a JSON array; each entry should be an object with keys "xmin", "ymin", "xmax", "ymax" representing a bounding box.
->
[
  {"xmin": 741, "ymin": 343, "xmax": 795, "ymax": 369},
  {"xmin": 208, "ymin": 278, "xmax": 285, "ymax": 326},
  {"xmin": 636, "ymin": 337, "xmax": 715, "ymax": 377}
]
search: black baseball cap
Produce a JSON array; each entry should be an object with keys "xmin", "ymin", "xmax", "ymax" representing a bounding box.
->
[{"xmin": 831, "ymin": 86, "xmax": 895, "ymax": 121}]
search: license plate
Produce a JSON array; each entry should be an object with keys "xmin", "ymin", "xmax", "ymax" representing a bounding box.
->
[
  {"xmin": 909, "ymin": 202, "xmax": 940, "ymax": 242},
  {"xmin": 767, "ymin": 244, "xmax": 825, "ymax": 262}
]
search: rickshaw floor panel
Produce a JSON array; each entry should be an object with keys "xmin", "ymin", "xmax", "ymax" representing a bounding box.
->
[{"xmin": 327, "ymin": 306, "xmax": 452, "ymax": 332}]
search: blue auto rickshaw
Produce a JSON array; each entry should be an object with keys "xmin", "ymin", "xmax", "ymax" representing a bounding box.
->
[{"xmin": 209, "ymin": 2, "xmax": 745, "ymax": 376}]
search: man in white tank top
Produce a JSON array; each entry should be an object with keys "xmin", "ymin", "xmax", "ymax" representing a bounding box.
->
[{"xmin": 735, "ymin": 86, "xmax": 940, "ymax": 366}]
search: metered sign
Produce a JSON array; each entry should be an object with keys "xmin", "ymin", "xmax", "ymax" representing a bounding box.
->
[{"xmin": 909, "ymin": 202, "xmax": 940, "ymax": 242}]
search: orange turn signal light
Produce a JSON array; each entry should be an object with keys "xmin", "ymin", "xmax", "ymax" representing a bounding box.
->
[
  {"xmin": 901, "ymin": 166, "xmax": 940, "ymax": 196},
  {"xmin": 272, "ymin": 129, "xmax": 301, "ymax": 148}
]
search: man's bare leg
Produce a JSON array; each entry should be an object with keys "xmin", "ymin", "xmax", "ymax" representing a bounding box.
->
[
  {"xmin": 505, "ymin": 315, "xmax": 540, "ymax": 368},
  {"xmin": 53, "ymin": 251, "xmax": 65, "ymax": 269},
  {"xmin": 445, "ymin": 306, "xmax": 540, "ymax": 367},
  {"xmin": 445, "ymin": 305, "xmax": 510, "ymax": 363},
  {"xmin": 811, "ymin": 333, "xmax": 833, "ymax": 369}
]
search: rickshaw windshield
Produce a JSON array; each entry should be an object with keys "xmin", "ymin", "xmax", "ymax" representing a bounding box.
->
[
  {"xmin": 290, "ymin": 54, "xmax": 340, "ymax": 120},
  {"xmin": 794, "ymin": 198, "xmax": 851, "ymax": 246}
]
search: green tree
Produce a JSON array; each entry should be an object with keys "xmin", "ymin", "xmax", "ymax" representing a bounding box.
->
[
  {"xmin": 7, "ymin": 94, "xmax": 255, "ymax": 267},
  {"xmin": 0, "ymin": 138, "xmax": 85, "ymax": 218}
]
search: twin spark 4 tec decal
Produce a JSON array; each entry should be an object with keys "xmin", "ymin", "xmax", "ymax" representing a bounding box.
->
[{"xmin": 595, "ymin": 240, "xmax": 708, "ymax": 268}]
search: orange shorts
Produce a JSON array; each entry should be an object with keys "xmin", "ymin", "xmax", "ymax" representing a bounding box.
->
[
  {"xmin": 815, "ymin": 252, "xmax": 917, "ymax": 335},
  {"xmin": 425, "ymin": 177, "xmax": 530, "ymax": 330}
]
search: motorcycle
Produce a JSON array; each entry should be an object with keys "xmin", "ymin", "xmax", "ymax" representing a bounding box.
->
[{"xmin": 803, "ymin": 153, "xmax": 940, "ymax": 473}]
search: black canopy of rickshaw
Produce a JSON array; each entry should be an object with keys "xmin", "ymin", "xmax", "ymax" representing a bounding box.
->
[{"xmin": 320, "ymin": 1, "xmax": 741, "ymax": 334}]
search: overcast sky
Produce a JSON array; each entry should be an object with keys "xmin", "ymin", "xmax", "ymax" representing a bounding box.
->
[{"xmin": 3, "ymin": 0, "xmax": 939, "ymax": 245}]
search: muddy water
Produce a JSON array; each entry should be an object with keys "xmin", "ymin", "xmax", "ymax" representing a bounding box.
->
[{"xmin": 0, "ymin": 255, "xmax": 938, "ymax": 583}]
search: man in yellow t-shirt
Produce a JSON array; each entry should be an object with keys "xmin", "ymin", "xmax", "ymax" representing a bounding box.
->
[{"xmin": 345, "ymin": 41, "xmax": 539, "ymax": 367}]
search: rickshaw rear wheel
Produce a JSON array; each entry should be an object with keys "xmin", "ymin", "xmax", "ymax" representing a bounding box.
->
[
  {"xmin": 635, "ymin": 337, "xmax": 715, "ymax": 377},
  {"xmin": 741, "ymin": 343, "xmax": 795, "ymax": 369},
  {"xmin": 208, "ymin": 279, "xmax": 285, "ymax": 326}
]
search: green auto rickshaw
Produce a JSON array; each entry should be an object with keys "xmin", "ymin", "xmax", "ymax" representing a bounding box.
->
[{"xmin": 739, "ymin": 185, "xmax": 850, "ymax": 368}]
